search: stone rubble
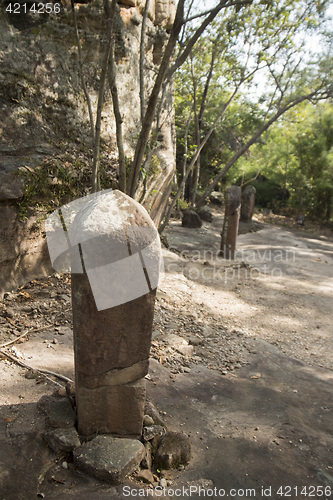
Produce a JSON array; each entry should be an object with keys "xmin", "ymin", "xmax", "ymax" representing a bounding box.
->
[{"xmin": 44, "ymin": 427, "xmax": 81, "ymax": 454}]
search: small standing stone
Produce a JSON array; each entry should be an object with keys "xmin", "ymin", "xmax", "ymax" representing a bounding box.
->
[
  {"xmin": 68, "ymin": 190, "xmax": 160, "ymax": 437},
  {"xmin": 182, "ymin": 210, "xmax": 202, "ymax": 228},
  {"xmin": 296, "ymin": 214, "xmax": 305, "ymax": 225},
  {"xmin": 154, "ymin": 431, "xmax": 191, "ymax": 470},
  {"xmin": 196, "ymin": 206, "xmax": 213, "ymax": 223}
]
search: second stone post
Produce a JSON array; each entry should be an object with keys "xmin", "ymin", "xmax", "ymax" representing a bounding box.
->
[{"xmin": 219, "ymin": 185, "xmax": 241, "ymax": 260}]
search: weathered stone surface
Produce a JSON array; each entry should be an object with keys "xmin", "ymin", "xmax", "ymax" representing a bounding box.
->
[
  {"xmin": 0, "ymin": 0, "xmax": 176, "ymax": 297},
  {"xmin": 240, "ymin": 185, "xmax": 256, "ymax": 222},
  {"xmin": 48, "ymin": 398, "xmax": 76, "ymax": 429},
  {"xmin": 73, "ymin": 435, "xmax": 145, "ymax": 484},
  {"xmin": 155, "ymin": 0, "xmax": 175, "ymax": 28},
  {"xmin": 143, "ymin": 414, "xmax": 154, "ymax": 426},
  {"xmin": 161, "ymin": 333, "xmax": 192, "ymax": 357},
  {"xmin": 136, "ymin": 469, "xmax": 155, "ymax": 483},
  {"xmin": 50, "ymin": 400, "xmax": 73, "ymax": 425},
  {"xmin": 175, "ymin": 344, "xmax": 194, "ymax": 357},
  {"xmin": 142, "ymin": 424, "xmax": 165, "ymax": 446},
  {"xmin": 77, "ymin": 379, "xmax": 146, "ymax": 437},
  {"xmin": 138, "ymin": 0, "xmax": 155, "ymax": 21},
  {"xmin": 141, "ymin": 441, "xmax": 153, "ymax": 469},
  {"xmin": 188, "ymin": 336, "xmax": 203, "ymax": 346},
  {"xmin": 182, "ymin": 210, "xmax": 202, "ymax": 228},
  {"xmin": 196, "ymin": 206, "xmax": 213, "ymax": 223},
  {"xmin": 44, "ymin": 427, "xmax": 81, "ymax": 454},
  {"xmin": 0, "ymin": 173, "xmax": 25, "ymax": 201},
  {"xmin": 154, "ymin": 431, "xmax": 191, "ymax": 470},
  {"xmin": 0, "ymin": 206, "xmax": 18, "ymax": 261},
  {"xmin": 0, "ymin": 205, "xmax": 52, "ymax": 298},
  {"xmin": 121, "ymin": 0, "xmax": 136, "ymax": 6}
]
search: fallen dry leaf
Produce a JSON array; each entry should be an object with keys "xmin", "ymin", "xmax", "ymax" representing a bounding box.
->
[{"xmin": 3, "ymin": 416, "xmax": 16, "ymax": 423}]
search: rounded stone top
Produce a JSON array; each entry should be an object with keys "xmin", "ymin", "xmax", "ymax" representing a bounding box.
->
[
  {"xmin": 69, "ymin": 189, "xmax": 155, "ymax": 249},
  {"xmin": 45, "ymin": 189, "xmax": 162, "ymax": 310}
]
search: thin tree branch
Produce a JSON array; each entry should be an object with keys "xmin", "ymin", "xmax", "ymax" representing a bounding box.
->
[
  {"xmin": 91, "ymin": 1, "xmax": 114, "ymax": 192},
  {"xmin": 198, "ymin": 43, "xmax": 217, "ymax": 125},
  {"xmin": 106, "ymin": 0, "xmax": 126, "ymax": 192},
  {"xmin": 166, "ymin": 0, "xmax": 229, "ymax": 80},
  {"xmin": 196, "ymin": 90, "xmax": 327, "ymax": 206},
  {"xmin": 71, "ymin": 0, "xmax": 95, "ymax": 142},
  {"xmin": 159, "ymin": 87, "xmax": 239, "ymax": 232},
  {"xmin": 184, "ymin": 0, "xmax": 252, "ymax": 24},
  {"xmin": 0, "ymin": 348, "xmax": 73, "ymax": 386},
  {"xmin": 128, "ymin": 0, "xmax": 232, "ymax": 198},
  {"xmin": 140, "ymin": 0, "xmax": 150, "ymax": 123}
]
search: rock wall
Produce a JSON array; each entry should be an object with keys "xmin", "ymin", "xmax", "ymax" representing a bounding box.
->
[{"xmin": 0, "ymin": 0, "xmax": 175, "ymax": 296}]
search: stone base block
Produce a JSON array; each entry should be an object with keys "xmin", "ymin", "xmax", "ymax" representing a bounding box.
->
[
  {"xmin": 76, "ymin": 379, "xmax": 146, "ymax": 437},
  {"xmin": 73, "ymin": 435, "xmax": 145, "ymax": 484}
]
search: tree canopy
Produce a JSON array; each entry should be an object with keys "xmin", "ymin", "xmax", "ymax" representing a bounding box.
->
[{"xmin": 162, "ymin": 0, "xmax": 332, "ymax": 229}]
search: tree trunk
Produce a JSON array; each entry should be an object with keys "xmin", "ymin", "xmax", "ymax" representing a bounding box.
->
[
  {"xmin": 190, "ymin": 55, "xmax": 200, "ymax": 206},
  {"xmin": 106, "ymin": 0, "xmax": 126, "ymax": 193},
  {"xmin": 91, "ymin": 0, "xmax": 114, "ymax": 192},
  {"xmin": 71, "ymin": 0, "xmax": 95, "ymax": 143},
  {"xmin": 127, "ymin": 0, "xmax": 185, "ymax": 198},
  {"xmin": 181, "ymin": 114, "xmax": 191, "ymax": 201}
]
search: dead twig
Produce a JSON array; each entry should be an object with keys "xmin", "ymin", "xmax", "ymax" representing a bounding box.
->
[
  {"xmin": 0, "ymin": 324, "xmax": 55, "ymax": 349},
  {"xmin": 0, "ymin": 348, "xmax": 74, "ymax": 387}
]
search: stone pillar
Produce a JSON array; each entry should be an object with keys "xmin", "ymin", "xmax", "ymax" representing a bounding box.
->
[
  {"xmin": 46, "ymin": 189, "xmax": 161, "ymax": 438},
  {"xmin": 240, "ymin": 185, "xmax": 256, "ymax": 222},
  {"xmin": 72, "ymin": 274, "xmax": 156, "ymax": 437},
  {"xmin": 219, "ymin": 186, "xmax": 241, "ymax": 260}
]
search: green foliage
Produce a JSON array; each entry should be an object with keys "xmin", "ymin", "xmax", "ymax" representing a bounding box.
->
[
  {"xmin": 17, "ymin": 148, "xmax": 117, "ymax": 221},
  {"xmin": 250, "ymin": 177, "xmax": 290, "ymax": 209},
  {"xmin": 177, "ymin": 198, "xmax": 189, "ymax": 210},
  {"xmin": 147, "ymin": 154, "xmax": 162, "ymax": 178},
  {"xmin": 17, "ymin": 157, "xmax": 87, "ymax": 220},
  {"xmin": 235, "ymin": 102, "xmax": 333, "ymax": 220},
  {"xmin": 175, "ymin": 0, "xmax": 332, "ymax": 205}
]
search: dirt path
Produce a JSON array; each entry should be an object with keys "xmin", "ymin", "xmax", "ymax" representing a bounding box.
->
[{"xmin": 161, "ymin": 212, "xmax": 333, "ymax": 373}]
